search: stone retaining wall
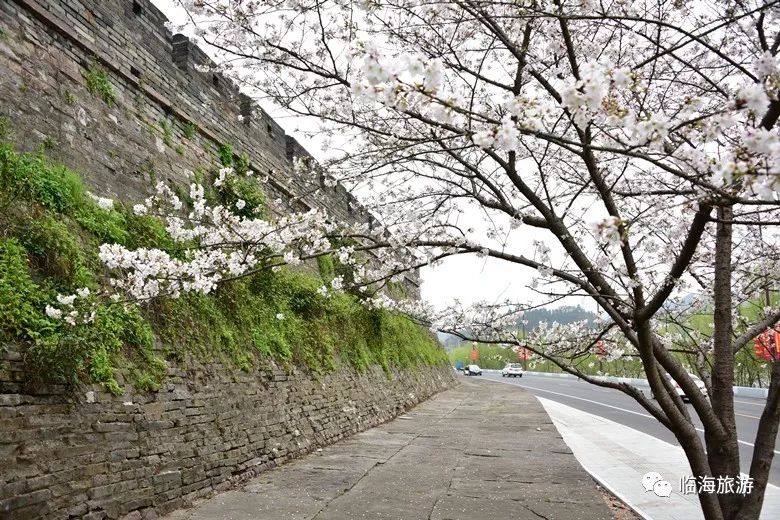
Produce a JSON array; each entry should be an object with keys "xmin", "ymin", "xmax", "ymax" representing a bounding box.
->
[{"xmin": 0, "ymin": 346, "xmax": 455, "ymax": 519}]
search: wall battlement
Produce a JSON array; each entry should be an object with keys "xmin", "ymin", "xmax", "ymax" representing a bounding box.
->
[{"xmin": 0, "ymin": 0, "xmax": 416, "ymax": 288}]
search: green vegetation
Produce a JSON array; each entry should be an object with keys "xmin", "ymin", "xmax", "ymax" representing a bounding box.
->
[
  {"xmin": 138, "ymin": 159, "xmax": 157, "ymax": 185},
  {"xmin": 0, "ymin": 143, "xmax": 446, "ymax": 394},
  {"xmin": 514, "ymin": 305, "xmax": 597, "ymax": 330},
  {"xmin": 212, "ymin": 146, "xmax": 268, "ymax": 218},
  {"xmin": 223, "ymin": 175, "xmax": 269, "ymax": 218},
  {"xmin": 218, "ymin": 143, "xmax": 233, "ymax": 167},
  {"xmin": 0, "ymin": 145, "xmax": 158, "ymax": 393},
  {"xmin": 209, "ymin": 145, "xmax": 270, "ymax": 218},
  {"xmin": 41, "ymin": 136, "xmax": 58, "ymax": 151},
  {"xmin": 159, "ymin": 119, "xmax": 174, "ymax": 147},
  {"xmin": 155, "ymin": 270, "xmax": 444, "ymax": 375},
  {"xmin": 183, "ymin": 121, "xmax": 197, "ymax": 139},
  {"xmin": 0, "ymin": 116, "xmax": 9, "ymax": 141},
  {"xmin": 63, "ymin": 89, "xmax": 76, "ymax": 105},
  {"xmin": 449, "ymin": 341, "xmax": 670, "ymax": 379},
  {"xmin": 234, "ymin": 153, "xmax": 250, "ymax": 175},
  {"xmin": 387, "ymin": 281, "xmax": 409, "ymax": 300},
  {"xmin": 655, "ymin": 296, "xmax": 780, "ymax": 386},
  {"xmin": 527, "ymin": 353, "xmax": 645, "ymax": 379},
  {"xmin": 84, "ymin": 62, "xmax": 116, "ymax": 106},
  {"xmin": 498, "ymin": 297, "xmax": 778, "ymax": 384},
  {"xmin": 317, "ymin": 254, "xmax": 336, "ymax": 282}
]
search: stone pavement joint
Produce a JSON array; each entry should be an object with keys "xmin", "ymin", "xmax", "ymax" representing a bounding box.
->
[{"xmin": 164, "ymin": 378, "xmax": 612, "ymax": 520}]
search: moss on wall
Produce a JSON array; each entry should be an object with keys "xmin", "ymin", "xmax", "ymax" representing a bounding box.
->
[{"xmin": 0, "ymin": 144, "xmax": 446, "ymax": 394}]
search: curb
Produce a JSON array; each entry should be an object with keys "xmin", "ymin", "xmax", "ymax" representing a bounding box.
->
[{"xmin": 579, "ymin": 460, "xmax": 655, "ymax": 520}]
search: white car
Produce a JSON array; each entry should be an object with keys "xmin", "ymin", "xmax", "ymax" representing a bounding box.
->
[
  {"xmin": 655, "ymin": 373, "xmax": 708, "ymax": 401},
  {"xmin": 501, "ymin": 363, "xmax": 524, "ymax": 378},
  {"xmin": 464, "ymin": 364, "xmax": 483, "ymax": 376},
  {"xmin": 682, "ymin": 373, "xmax": 709, "ymax": 400}
]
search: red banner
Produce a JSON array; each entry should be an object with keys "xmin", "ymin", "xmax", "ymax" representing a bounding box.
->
[{"xmin": 754, "ymin": 327, "xmax": 780, "ymax": 361}]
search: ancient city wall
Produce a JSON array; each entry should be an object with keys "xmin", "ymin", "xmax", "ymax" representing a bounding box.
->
[{"xmin": 0, "ymin": 1, "xmax": 453, "ymax": 518}]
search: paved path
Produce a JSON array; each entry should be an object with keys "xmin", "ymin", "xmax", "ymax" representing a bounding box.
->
[
  {"xmin": 164, "ymin": 378, "xmax": 612, "ymax": 520},
  {"xmin": 538, "ymin": 397, "xmax": 780, "ymax": 520}
]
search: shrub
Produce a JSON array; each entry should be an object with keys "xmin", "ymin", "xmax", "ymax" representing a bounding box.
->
[
  {"xmin": 183, "ymin": 122, "xmax": 197, "ymax": 139},
  {"xmin": 218, "ymin": 143, "xmax": 233, "ymax": 167},
  {"xmin": 317, "ymin": 254, "xmax": 335, "ymax": 281},
  {"xmin": 0, "ymin": 239, "xmax": 46, "ymax": 339},
  {"xmin": 84, "ymin": 62, "xmax": 116, "ymax": 106},
  {"xmin": 20, "ymin": 215, "xmax": 92, "ymax": 286},
  {"xmin": 0, "ymin": 145, "xmax": 86, "ymax": 213},
  {"xmin": 222, "ymin": 175, "xmax": 269, "ymax": 219}
]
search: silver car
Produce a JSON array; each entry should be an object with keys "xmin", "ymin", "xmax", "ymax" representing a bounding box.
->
[
  {"xmin": 653, "ymin": 373, "xmax": 708, "ymax": 401},
  {"xmin": 465, "ymin": 364, "xmax": 483, "ymax": 376}
]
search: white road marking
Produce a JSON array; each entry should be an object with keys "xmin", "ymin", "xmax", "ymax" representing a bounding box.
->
[
  {"xmin": 501, "ymin": 380, "xmax": 658, "ymax": 420},
  {"xmin": 502, "ymin": 376, "xmax": 765, "ymax": 419},
  {"xmin": 735, "ymin": 399, "xmax": 768, "ymax": 406},
  {"xmin": 485, "ymin": 377, "xmax": 780, "ymax": 456},
  {"xmin": 521, "ymin": 374, "xmax": 768, "ymax": 406}
]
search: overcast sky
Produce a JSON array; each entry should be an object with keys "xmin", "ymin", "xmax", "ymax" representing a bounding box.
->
[{"xmin": 151, "ymin": 0, "xmax": 560, "ymax": 311}]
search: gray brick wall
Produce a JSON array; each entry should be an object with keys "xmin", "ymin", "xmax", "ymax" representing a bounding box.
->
[{"xmin": 0, "ymin": 345, "xmax": 455, "ymax": 519}]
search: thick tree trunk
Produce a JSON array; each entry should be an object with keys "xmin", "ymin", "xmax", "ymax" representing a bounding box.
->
[
  {"xmin": 677, "ymin": 433, "xmax": 727, "ymax": 520},
  {"xmin": 636, "ymin": 323, "xmax": 725, "ymax": 520},
  {"xmin": 708, "ymin": 205, "xmax": 743, "ymax": 518}
]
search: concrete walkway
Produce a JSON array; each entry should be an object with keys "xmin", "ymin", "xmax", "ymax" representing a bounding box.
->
[
  {"xmin": 539, "ymin": 397, "xmax": 780, "ymax": 520},
  {"xmin": 164, "ymin": 378, "xmax": 612, "ymax": 520}
]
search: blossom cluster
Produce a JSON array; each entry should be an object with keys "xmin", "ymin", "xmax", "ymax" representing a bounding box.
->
[
  {"xmin": 100, "ymin": 179, "xmax": 342, "ymax": 299},
  {"xmin": 45, "ymin": 288, "xmax": 95, "ymax": 326},
  {"xmin": 87, "ymin": 192, "xmax": 114, "ymax": 210},
  {"xmin": 354, "ymin": 42, "xmax": 445, "ymax": 107}
]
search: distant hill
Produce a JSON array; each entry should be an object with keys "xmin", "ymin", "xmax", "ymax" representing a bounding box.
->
[
  {"xmin": 517, "ymin": 305, "xmax": 598, "ymax": 330},
  {"xmin": 662, "ymin": 293, "xmax": 698, "ymax": 312},
  {"xmin": 436, "ymin": 305, "xmax": 598, "ymax": 349},
  {"xmin": 436, "ymin": 331, "xmax": 470, "ymax": 351}
]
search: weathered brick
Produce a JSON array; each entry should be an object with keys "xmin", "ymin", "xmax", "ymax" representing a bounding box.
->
[
  {"xmin": 0, "ymin": 394, "xmax": 22, "ymax": 406},
  {"xmin": 0, "ymin": 488, "xmax": 52, "ymax": 511}
]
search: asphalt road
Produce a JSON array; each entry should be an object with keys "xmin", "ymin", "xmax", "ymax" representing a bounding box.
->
[{"xmin": 474, "ymin": 371, "xmax": 780, "ymax": 487}]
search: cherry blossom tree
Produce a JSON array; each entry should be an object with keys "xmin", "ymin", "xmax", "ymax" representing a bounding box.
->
[{"xmin": 50, "ymin": 1, "xmax": 780, "ymax": 518}]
